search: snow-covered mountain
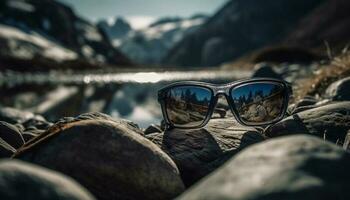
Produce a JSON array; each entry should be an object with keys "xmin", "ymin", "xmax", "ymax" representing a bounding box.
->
[
  {"xmin": 164, "ymin": 0, "xmax": 325, "ymax": 67},
  {"xmin": 0, "ymin": 23, "xmax": 77, "ymax": 62},
  {"xmin": 0, "ymin": 0, "xmax": 132, "ymax": 71},
  {"xmin": 97, "ymin": 17, "xmax": 132, "ymax": 42},
  {"xmin": 106, "ymin": 15, "xmax": 208, "ymax": 65}
]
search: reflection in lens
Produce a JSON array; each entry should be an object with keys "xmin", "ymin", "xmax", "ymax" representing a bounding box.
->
[
  {"xmin": 231, "ymin": 83, "xmax": 285, "ymax": 124},
  {"xmin": 165, "ymin": 86, "xmax": 212, "ymax": 127}
]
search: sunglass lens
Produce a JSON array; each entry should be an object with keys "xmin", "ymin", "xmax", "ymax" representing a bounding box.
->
[
  {"xmin": 165, "ymin": 86, "xmax": 212, "ymax": 127},
  {"xmin": 231, "ymin": 82, "xmax": 285, "ymax": 125}
]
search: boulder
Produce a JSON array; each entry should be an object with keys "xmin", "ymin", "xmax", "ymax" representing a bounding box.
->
[
  {"xmin": 0, "ymin": 159, "xmax": 95, "ymax": 200},
  {"xmin": 0, "ymin": 121, "xmax": 24, "ymax": 149},
  {"xmin": 22, "ymin": 115, "xmax": 52, "ymax": 131},
  {"xmin": 295, "ymin": 97, "xmax": 317, "ymax": 108},
  {"xmin": 14, "ymin": 113, "xmax": 184, "ymax": 200},
  {"xmin": 178, "ymin": 135, "xmax": 350, "ymax": 200},
  {"xmin": 144, "ymin": 124, "xmax": 162, "ymax": 135},
  {"xmin": 343, "ymin": 130, "xmax": 350, "ymax": 151},
  {"xmin": 251, "ymin": 63, "xmax": 282, "ymax": 79},
  {"xmin": 146, "ymin": 118, "xmax": 265, "ymax": 186},
  {"xmin": 265, "ymin": 101, "xmax": 350, "ymax": 143},
  {"xmin": 325, "ymin": 77, "xmax": 350, "ymax": 101}
]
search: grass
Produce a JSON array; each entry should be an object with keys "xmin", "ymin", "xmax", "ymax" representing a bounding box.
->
[{"xmin": 294, "ymin": 50, "xmax": 350, "ymax": 100}]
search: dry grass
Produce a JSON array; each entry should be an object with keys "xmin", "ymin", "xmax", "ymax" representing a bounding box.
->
[{"xmin": 295, "ymin": 50, "xmax": 350, "ymax": 100}]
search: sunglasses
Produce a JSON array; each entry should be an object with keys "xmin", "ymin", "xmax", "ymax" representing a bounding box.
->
[{"xmin": 158, "ymin": 78, "xmax": 292, "ymax": 129}]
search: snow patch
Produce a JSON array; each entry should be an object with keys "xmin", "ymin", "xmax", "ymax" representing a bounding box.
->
[
  {"xmin": 116, "ymin": 16, "xmax": 207, "ymax": 64},
  {"xmin": 0, "ymin": 24, "xmax": 77, "ymax": 62},
  {"xmin": 75, "ymin": 22, "xmax": 103, "ymax": 42}
]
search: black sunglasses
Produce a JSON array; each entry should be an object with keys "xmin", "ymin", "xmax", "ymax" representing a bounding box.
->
[{"xmin": 158, "ymin": 78, "xmax": 292, "ymax": 129}]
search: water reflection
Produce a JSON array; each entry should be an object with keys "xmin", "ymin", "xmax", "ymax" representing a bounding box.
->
[
  {"xmin": 0, "ymin": 70, "xmax": 251, "ymax": 128},
  {"xmin": 0, "ymin": 70, "xmax": 251, "ymax": 87},
  {"xmin": 231, "ymin": 83, "xmax": 284, "ymax": 124}
]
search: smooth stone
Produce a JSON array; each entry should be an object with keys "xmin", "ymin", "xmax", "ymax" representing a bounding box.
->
[
  {"xmin": 0, "ymin": 159, "xmax": 95, "ymax": 200},
  {"xmin": 251, "ymin": 63, "xmax": 282, "ymax": 79},
  {"xmin": 22, "ymin": 131, "xmax": 41, "ymax": 142},
  {"xmin": 291, "ymin": 104, "xmax": 318, "ymax": 115},
  {"xmin": 144, "ymin": 124, "xmax": 162, "ymax": 135},
  {"xmin": 295, "ymin": 98, "xmax": 317, "ymax": 108},
  {"xmin": 0, "ymin": 121, "xmax": 24, "ymax": 148},
  {"xmin": 325, "ymin": 76, "xmax": 350, "ymax": 101},
  {"xmin": 343, "ymin": 130, "xmax": 350, "ymax": 151},
  {"xmin": 0, "ymin": 140, "xmax": 15, "ymax": 158},
  {"xmin": 177, "ymin": 135, "xmax": 350, "ymax": 200},
  {"xmin": 14, "ymin": 116, "xmax": 184, "ymax": 200},
  {"xmin": 146, "ymin": 118, "xmax": 265, "ymax": 186},
  {"xmin": 265, "ymin": 102, "xmax": 350, "ymax": 143},
  {"xmin": 22, "ymin": 115, "xmax": 52, "ymax": 131}
]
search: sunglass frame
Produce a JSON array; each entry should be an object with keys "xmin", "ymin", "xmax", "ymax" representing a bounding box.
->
[{"xmin": 158, "ymin": 78, "xmax": 292, "ymax": 129}]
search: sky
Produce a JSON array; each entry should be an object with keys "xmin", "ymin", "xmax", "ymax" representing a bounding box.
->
[{"xmin": 58, "ymin": 0, "xmax": 229, "ymax": 29}]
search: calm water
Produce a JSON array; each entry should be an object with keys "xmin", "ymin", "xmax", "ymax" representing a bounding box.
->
[{"xmin": 0, "ymin": 69, "xmax": 251, "ymax": 128}]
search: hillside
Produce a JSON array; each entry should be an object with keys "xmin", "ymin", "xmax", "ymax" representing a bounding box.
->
[
  {"xmin": 0, "ymin": 0, "xmax": 132, "ymax": 71},
  {"xmin": 163, "ymin": 0, "xmax": 325, "ymax": 67}
]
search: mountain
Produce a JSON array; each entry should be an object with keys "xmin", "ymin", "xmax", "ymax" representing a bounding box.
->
[
  {"xmin": 97, "ymin": 17, "xmax": 132, "ymax": 42},
  {"xmin": 115, "ymin": 15, "xmax": 208, "ymax": 65},
  {"xmin": 0, "ymin": 0, "xmax": 132, "ymax": 71},
  {"xmin": 163, "ymin": 0, "xmax": 325, "ymax": 67},
  {"xmin": 284, "ymin": 0, "xmax": 350, "ymax": 51}
]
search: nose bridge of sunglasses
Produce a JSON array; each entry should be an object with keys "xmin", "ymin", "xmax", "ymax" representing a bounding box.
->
[{"xmin": 213, "ymin": 85, "xmax": 230, "ymax": 95}]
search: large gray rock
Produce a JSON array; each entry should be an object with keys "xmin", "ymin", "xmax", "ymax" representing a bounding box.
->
[
  {"xmin": 325, "ymin": 77, "xmax": 350, "ymax": 101},
  {"xmin": 178, "ymin": 135, "xmax": 350, "ymax": 200},
  {"xmin": 14, "ymin": 113, "xmax": 184, "ymax": 200},
  {"xmin": 0, "ymin": 121, "xmax": 24, "ymax": 158},
  {"xmin": 251, "ymin": 63, "xmax": 282, "ymax": 79},
  {"xmin": 265, "ymin": 102, "xmax": 350, "ymax": 143},
  {"xmin": 0, "ymin": 159, "xmax": 95, "ymax": 200},
  {"xmin": 146, "ymin": 118, "xmax": 265, "ymax": 186},
  {"xmin": 0, "ymin": 121, "xmax": 24, "ymax": 149}
]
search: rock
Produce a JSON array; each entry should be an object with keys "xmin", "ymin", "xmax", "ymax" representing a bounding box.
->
[
  {"xmin": 22, "ymin": 115, "xmax": 52, "ymax": 131},
  {"xmin": 146, "ymin": 118, "xmax": 265, "ymax": 186},
  {"xmin": 0, "ymin": 140, "xmax": 14, "ymax": 158},
  {"xmin": 62, "ymin": 112, "xmax": 143, "ymax": 136},
  {"xmin": 0, "ymin": 107, "xmax": 35, "ymax": 124},
  {"xmin": 325, "ymin": 77, "xmax": 350, "ymax": 101},
  {"xmin": 14, "ymin": 115, "xmax": 184, "ymax": 200},
  {"xmin": 0, "ymin": 121, "xmax": 24, "ymax": 149},
  {"xmin": 343, "ymin": 130, "xmax": 350, "ymax": 151},
  {"xmin": 295, "ymin": 98, "xmax": 317, "ymax": 108},
  {"xmin": 22, "ymin": 131, "xmax": 40, "ymax": 142},
  {"xmin": 0, "ymin": 159, "xmax": 95, "ymax": 200},
  {"xmin": 290, "ymin": 104, "xmax": 318, "ymax": 114},
  {"xmin": 288, "ymin": 98, "xmax": 318, "ymax": 115},
  {"xmin": 265, "ymin": 102, "xmax": 350, "ymax": 144},
  {"xmin": 144, "ymin": 124, "xmax": 162, "ymax": 135},
  {"xmin": 251, "ymin": 63, "xmax": 282, "ymax": 79},
  {"xmin": 177, "ymin": 135, "xmax": 350, "ymax": 200}
]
